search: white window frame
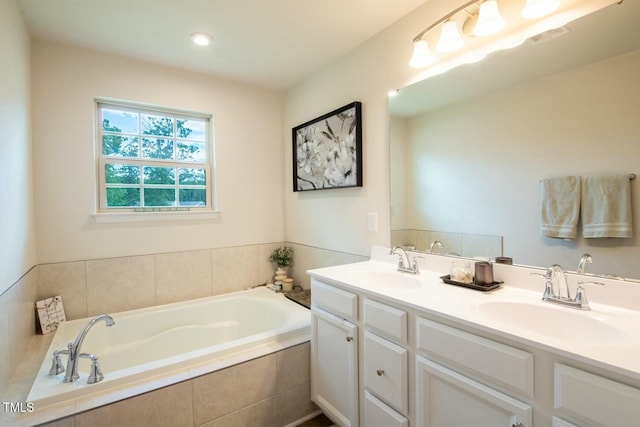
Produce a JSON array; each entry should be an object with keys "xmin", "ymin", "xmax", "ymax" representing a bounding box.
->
[{"xmin": 93, "ymin": 98, "xmax": 218, "ymax": 222}]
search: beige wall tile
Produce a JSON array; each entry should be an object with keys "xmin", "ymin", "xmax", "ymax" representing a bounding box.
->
[
  {"xmin": 198, "ymin": 397, "xmax": 277, "ymax": 427},
  {"xmin": 288, "ymin": 243, "xmax": 310, "ymax": 289},
  {"xmin": 8, "ymin": 269, "xmax": 37, "ymax": 383},
  {"xmin": 192, "ymin": 354, "xmax": 276, "ymax": 425},
  {"xmin": 86, "ymin": 256, "xmax": 155, "ymax": 315},
  {"xmin": 74, "ymin": 380, "xmax": 192, "ymax": 427},
  {"xmin": 212, "ymin": 246, "xmax": 259, "ymax": 295},
  {"xmin": 276, "ymin": 381, "xmax": 317, "ymax": 426},
  {"xmin": 0, "ymin": 290, "xmax": 10, "ymax": 395},
  {"xmin": 38, "ymin": 261, "xmax": 87, "ymax": 320},
  {"xmin": 294, "ymin": 245, "xmax": 367, "ymax": 289},
  {"xmin": 38, "ymin": 415, "xmax": 74, "ymax": 427},
  {"xmin": 276, "ymin": 342, "xmax": 310, "ymax": 393},
  {"xmin": 155, "ymin": 250, "xmax": 212, "ymax": 305}
]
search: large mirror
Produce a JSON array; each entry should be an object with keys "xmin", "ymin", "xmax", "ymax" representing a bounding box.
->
[{"xmin": 389, "ymin": 1, "xmax": 640, "ymax": 279}]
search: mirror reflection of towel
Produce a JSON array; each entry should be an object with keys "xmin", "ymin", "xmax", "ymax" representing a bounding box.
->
[
  {"xmin": 581, "ymin": 174, "xmax": 633, "ymax": 238},
  {"xmin": 540, "ymin": 176, "xmax": 581, "ymax": 239}
]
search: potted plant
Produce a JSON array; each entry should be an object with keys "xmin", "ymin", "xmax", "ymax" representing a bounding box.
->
[{"xmin": 269, "ymin": 246, "xmax": 294, "ymax": 285}]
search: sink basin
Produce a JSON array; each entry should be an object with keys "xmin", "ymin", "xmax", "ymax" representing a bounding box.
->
[
  {"xmin": 346, "ymin": 270, "xmax": 423, "ymax": 289},
  {"xmin": 473, "ymin": 301, "xmax": 632, "ymax": 346}
]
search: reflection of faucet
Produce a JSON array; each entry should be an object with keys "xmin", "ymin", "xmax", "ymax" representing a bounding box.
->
[
  {"xmin": 577, "ymin": 253, "xmax": 593, "ymax": 274},
  {"xmin": 428, "ymin": 240, "xmax": 443, "ymax": 254},
  {"xmin": 62, "ymin": 314, "xmax": 114, "ymax": 383},
  {"xmin": 390, "ymin": 246, "xmax": 420, "ymax": 274},
  {"xmin": 531, "ymin": 264, "xmax": 604, "ymax": 310}
]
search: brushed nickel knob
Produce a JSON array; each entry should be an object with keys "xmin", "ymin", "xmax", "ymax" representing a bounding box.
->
[{"xmin": 376, "ymin": 369, "xmax": 384, "ymax": 376}]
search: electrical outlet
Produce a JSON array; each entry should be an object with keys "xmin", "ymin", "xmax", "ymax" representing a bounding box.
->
[{"xmin": 367, "ymin": 212, "xmax": 378, "ymax": 232}]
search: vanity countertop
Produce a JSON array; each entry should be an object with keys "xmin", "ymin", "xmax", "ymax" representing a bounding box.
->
[{"xmin": 308, "ymin": 250, "xmax": 640, "ymax": 382}]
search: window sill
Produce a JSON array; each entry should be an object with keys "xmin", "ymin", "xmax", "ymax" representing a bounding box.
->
[{"xmin": 92, "ymin": 210, "xmax": 220, "ymax": 223}]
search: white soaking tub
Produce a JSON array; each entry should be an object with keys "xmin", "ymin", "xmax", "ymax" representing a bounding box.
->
[{"xmin": 26, "ymin": 287, "xmax": 311, "ymax": 412}]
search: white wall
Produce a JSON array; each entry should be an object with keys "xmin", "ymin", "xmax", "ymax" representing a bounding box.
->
[
  {"xmin": 31, "ymin": 41, "xmax": 286, "ymax": 263},
  {"xmin": 0, "ymin": 0, "xmax": 36, "ymax": 295},
  {"xmin": 403, "ymin": 50, "xmax": 640, "ymax": 277},
  {"xmin": 284, "ymin": 0, "xmax": 458, "ymax": 256}
]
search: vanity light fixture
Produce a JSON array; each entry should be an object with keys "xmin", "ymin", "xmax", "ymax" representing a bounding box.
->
[
  {"xmin": 436, "ymin": 19, "xmax": 465, "ymax": 52},
  {"xmin": 408, "ymin": 0, "xmax": 622, "ymax": 80},
  {"xmin": 473, "ymin": 0, "xmax": 506, "ymax": 36},
  {"xmin": 190, "ymin": 32, "xmax": 213, "ymax": 46}
]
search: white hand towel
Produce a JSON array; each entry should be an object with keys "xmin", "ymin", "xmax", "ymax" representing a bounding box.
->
[
  {"xmin": 581, "ymin": 174, "xmax": 633, "ymax": 238},
  {"xmin": 540, "ymin": 176, "xmax": 581, "ymax": 239}
]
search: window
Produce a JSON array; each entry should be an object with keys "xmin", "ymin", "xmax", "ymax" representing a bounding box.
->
[{"xmin": 96, "ymin": 100, "xmax": 213, "ymax": 214}]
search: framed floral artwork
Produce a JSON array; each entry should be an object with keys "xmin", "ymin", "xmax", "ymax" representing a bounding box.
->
[{"xmin": 292, "ymin": 102, "xmax": 363, "ymax": 191}]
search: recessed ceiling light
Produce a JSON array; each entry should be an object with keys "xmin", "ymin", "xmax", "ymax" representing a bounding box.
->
[{"xmin": 190, "ymin": 33, "xmax": 212, "ymax": 47}]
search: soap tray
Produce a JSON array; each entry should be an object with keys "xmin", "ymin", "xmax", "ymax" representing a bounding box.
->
[{"xmin": 440, "ymin": 275, "xmax": 503, "ymax": 292}]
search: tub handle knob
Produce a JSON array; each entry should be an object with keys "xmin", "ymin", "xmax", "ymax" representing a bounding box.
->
[
  {"xmin": 376, "ymin": 369, "xmax": 385, "ymax": 376},
  {"xmin": 346, "ymin": 336, "xmax": 353, "ymax": 342},
  {"xmin": 49, "ymin": 350, "xmax": 67, "ymax": 376},
  {"xmin": 80, "ymin": 353, "xmax": 105, "ymax": 384}
]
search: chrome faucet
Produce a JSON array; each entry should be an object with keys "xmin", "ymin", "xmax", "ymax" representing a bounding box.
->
[
  {"xmin": 577, "ymin": 253, "xmax": 593, "ymax": 275},
  {"xmin": 428, "ymin": 240, "xmax": 443, "ymax": 254},
  {"xmin": 58, "ymin": 314, "xmax": 114, "ymax": 383},
  {"xmin": 390, "ymin": 246, "xmax": 420, "ymax": 274},
  {"xmin": 547, "ymin": 264, "xmax": 572, "ymax": 300},
  {"xmin": 532, "ymin": 264, "xmax": 604, "ymax": 310}
]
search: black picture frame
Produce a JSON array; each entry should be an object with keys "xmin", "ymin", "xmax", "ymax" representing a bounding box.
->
[{"xmin": 292, "ymin": 102, "xmax": 363, "ymax": 192}]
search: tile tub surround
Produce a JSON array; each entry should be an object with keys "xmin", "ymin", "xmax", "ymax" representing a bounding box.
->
[
  {"xmin": 34, "ymin": 343, "xmax": 316, "ymax": 427},
  {"xmin": 0, "ymin": 243, "xmax": 365, "ymax": 417},
  {"xmin": 34, "ymin": 243, "xmax": 368, "ymax": 321}
]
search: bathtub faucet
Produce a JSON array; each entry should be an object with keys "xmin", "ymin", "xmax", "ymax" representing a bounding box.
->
[{"xmin": 62, "ymin": 314, "xmax": 114, "ymax": 383}]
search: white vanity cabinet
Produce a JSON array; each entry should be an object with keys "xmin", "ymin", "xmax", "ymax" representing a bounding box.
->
[
  {"xmin": 309, "ymin": 262, "xmax": 640, "ymax": 427},
  {"xmin": 310, "ymin": 279, "xmax": 359, "ymax": 427}
]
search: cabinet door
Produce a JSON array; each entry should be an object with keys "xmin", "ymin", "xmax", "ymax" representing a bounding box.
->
[
  {"xmin": 416, "ymin": 356, "xmax": 532, "ymax": 427},
  {"xmin": 311, "ymin": 307, "xmax": 358, "ymax": 427}
]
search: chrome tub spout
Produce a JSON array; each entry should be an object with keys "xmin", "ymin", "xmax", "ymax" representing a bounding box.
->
[{"xmin": 63, "ymin": 314, "xmax": 114, "ymax": 383}]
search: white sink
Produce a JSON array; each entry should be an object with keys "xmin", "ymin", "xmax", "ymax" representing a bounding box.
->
[
  {"xmin": 346, "ymin": 269, "xmax": 424, "ymax": 289},
  {"xmin": 473, "ymin": 300, "xmax": 632, "ymax": 346}
]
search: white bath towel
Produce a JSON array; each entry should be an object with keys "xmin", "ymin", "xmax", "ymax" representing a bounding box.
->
[
  {"xmin": 581, "ymin": 174, "xmax": 633, "ymax": 238},
  {"xmin": 540, "ymin": 176, "xmax": 581, "ymax": 239}
]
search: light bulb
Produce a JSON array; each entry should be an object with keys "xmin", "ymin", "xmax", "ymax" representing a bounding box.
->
[
  {"xmin": 521, "ymin": 0, "xmax": 559, "ymax": 19},
  {"xmin": 409, "ymin": 39, "xmax": 434, "ymax": 68},
  {"xmin": 190, "ymin": 33, "xmax": 212, "ymax": 46},
  {"xmin": 473, "ymin": 0, "xmax": 505, "ymax": 36},
  {"xmin": 437, "ymin": 20, "xmax": 464, "ymax": 53}
]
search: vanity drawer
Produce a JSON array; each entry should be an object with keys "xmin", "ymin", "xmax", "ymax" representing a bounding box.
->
[
  {"xmin": 311, "ymin": 279, "xmax": 357, "ymax": 321},
  {"xmin": 554, "ymin": 363, "xmax": 640, "ymax": 426},
  {"xmin": 364, "ymin": 298, "xmax": 408, "ymax": 343},
  {"xmin": 416, "ymin": 317, "xmax": 533, "ymax": 398},
  {"xmin": 364, "ymin": 391, "xmax": 408, "ymax": 427},
  {"xmin": 364, "ymin": 331, "xmax": 408, "ymax": 414}
]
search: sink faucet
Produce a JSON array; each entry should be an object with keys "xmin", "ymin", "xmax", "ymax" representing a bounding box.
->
[
  {"xmin": 62, "ymin": 314, "xmax": 114, "ymax": 383},
  {"xmin": 577, "ymin": 253, "xmax": 593, "ymax": 274},
  {"xmin": 547, "ymin": 264, "xmax": 572, "ymax": 300},
  {"xmin": 428, "ymin": 240, "xmax": 443, "ymax": 254},
  {"xmin": 390, "ymin": 246, "xmax": 420, "ymax": 274},
  {"xmin": 532, "ymin": 264, "xmax": 604, "ymax": 310}
]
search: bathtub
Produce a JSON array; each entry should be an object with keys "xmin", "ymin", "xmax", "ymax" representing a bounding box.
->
[{"xmin": 26, "ymin": 287, "xmax": 311, "ymax": 413}]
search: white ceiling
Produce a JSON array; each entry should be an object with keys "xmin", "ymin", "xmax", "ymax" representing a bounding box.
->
[{"xmin": 17, "ymin": 0, "xmax": 429, "ymax": 90}]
